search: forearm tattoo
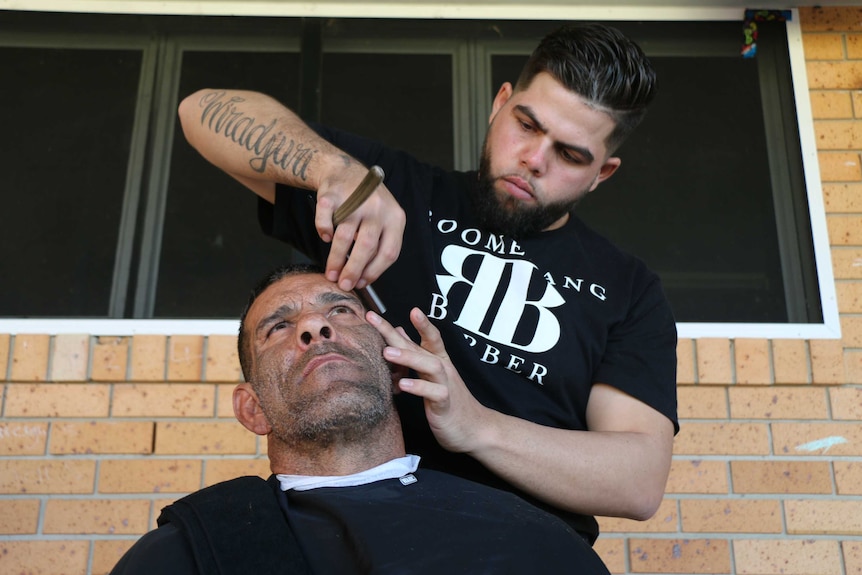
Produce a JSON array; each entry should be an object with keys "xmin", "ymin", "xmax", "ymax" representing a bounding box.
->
[{"xmin": 197, "ymin": 91, "xmax": 317, "ymax": 180}]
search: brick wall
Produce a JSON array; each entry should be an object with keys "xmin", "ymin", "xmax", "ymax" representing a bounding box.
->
[{"xmin": 1, "ymin": 6, "xmax": 862, "ymax": 574}]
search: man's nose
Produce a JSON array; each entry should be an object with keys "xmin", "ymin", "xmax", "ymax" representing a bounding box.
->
[
  {"xmin": 521, "ymin": 140, "xmax": 547, "ymax": 176},
  {"xmin": 296, "ymin": 314, "xmax": 335, "ymax": 348}
]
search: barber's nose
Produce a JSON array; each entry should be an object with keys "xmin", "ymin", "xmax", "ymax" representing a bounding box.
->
[
  {"xmin": 296, "ymin": 314, "xmax": 334, "ymax": 348},
  {"xmin": 521, "ymin": 141, "xmax": 546, "ymax": 176}
]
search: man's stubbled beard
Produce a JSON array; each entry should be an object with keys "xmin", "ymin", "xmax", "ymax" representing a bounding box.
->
[
  {"xmin": 468, "ymin": 141, "xmax": 582, "ymax": 239},
  {"xmin": 257, "ymin": 338, "xmax": 393, "ymax": 448}
]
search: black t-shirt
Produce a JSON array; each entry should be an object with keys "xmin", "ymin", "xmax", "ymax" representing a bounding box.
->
[{"xmin": 260, "ymin": 125, "xmax": 678, "ymax": 542}]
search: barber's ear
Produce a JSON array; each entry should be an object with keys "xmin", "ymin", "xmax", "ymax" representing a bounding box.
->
[
  {"xmin": 233, "ymin": 382, "xmax": 272, "ymax": 436},
  {"xmin": 489, "ymin": 82, "xmax": 514, "ymax": 124}
]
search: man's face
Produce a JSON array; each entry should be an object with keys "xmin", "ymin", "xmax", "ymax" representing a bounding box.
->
[
  {"xmin": 474, "ymin": 72, "xmax": 621, "ymax": 236},
  {"xmin": 242, "ymin": 274, "xmax": 393, "ymax": 446}
]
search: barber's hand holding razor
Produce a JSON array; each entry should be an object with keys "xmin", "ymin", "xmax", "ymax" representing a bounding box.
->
[{"xmin": 315, "ymin": 164, "xmax": 405, "ymax": 293}]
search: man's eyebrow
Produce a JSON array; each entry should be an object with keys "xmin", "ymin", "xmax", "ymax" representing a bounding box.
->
[
  {"xmin": 316, "ymin": 291, "xmax": 362, "ymax": 308},
  {"xmin": 514, "ymin": 104, "xmax": 595, "ymax": 164},
  {"xmin": 255, "ymin": 303, "xmax": 296, "ymax": 338}
]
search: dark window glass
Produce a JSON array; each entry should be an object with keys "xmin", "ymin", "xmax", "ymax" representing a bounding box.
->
[
  {"xmin": 321, "ymin": 52, "xmax": 454, "ymax": 170},
  {"xmin": 154, "ymin": 50, "xmax": 305, "ymax": 318},
  {"xmin": 0, "ymin": 47, "xmax": 140, "ymax": 317}
]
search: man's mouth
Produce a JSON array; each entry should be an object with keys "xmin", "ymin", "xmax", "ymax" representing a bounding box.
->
[
  {"xmin": 499, "ymin": 176, "xmax": 535, "ymax": 202},
  {"xmin": 301, "ymin": 352, "xmax": 348, "ymax": 378}
]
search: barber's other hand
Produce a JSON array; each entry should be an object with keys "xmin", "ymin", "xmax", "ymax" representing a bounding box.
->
[
  {"xmin": 368, "ymin": 309, "xmax": 490, "ymax": 454},
  {"xmin": 315, "ymin": 166, "xmax": 405, "ymax": 291}
]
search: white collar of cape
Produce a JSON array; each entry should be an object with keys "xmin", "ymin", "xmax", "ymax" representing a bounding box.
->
[{"xmin": 277, "ymin": 454, "xmax": 420, "ymax": 492}]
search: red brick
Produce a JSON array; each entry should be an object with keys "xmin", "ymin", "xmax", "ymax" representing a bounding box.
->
[
  {"xmin": 734, "ymin": 339, "xmax": 770, "ymax": 384},
  {"xmin": 728, "ymin": 387, "xmax": 828, "ymax": 419},
  {"xmin": 10, "ymin": 333, "xmax": 50, "ymax": 381},
  {"xmin": 835, "ymin": 461, "xmax": 862, "ymax": 495},
  {"xmin": 786, "ymin": 500, "xmax": 862, "ymax": 535},
  {"xmin": 130, "ymin": 335, "xmax": 166, "ymax": 381},
  {"xmin": 804, "ymin": 33, "xmax": 846, "ymax": 60},
  {"xmin": 44, "ymin": 499, "xmax": 150, "ymax": 534},
  {"xmin": 0, "ymin": 333, "xmax": 9, "ymax": 379},
  {"xmin": 832, "ymin": 248, "xmax": 862, "ymax": 280},
  {"xmin": 205, "ymin": 458, "xmax": 271, "ymax": 486},
  {"xmin": 696, "ymin": 339, "xmax": 733, "ymax": 384},
  {"xmin": 815, "ymin": 119, "xmax": 862, "ymax": 149},
  {"xmin": 168, "ymin": 335, "xmax": 204, "ymax": 381},
  {"xmin": 217, "ymin": 383, "xmax": 237, "ymax": 417},
  {"xmin": 845, "ymin": 540, "xmax": 862, "ymax": 575},
  {"xmin": 810, "ymin": 339, "xmax": 846, "ymax": 384},
  {"xmin": 93, "ymin": 540, "xmax": 136, "ymax": 575},
  {"xmin": 49, "ymin": 333, "xmax": 89, "ymax": 381},
  {"xmin": 680, "ymin": 499, "xmax": 782, "ymax": 533},
  {"xmin": 772, "ymin": 339, "xmax": 810, "ymax": 384},
  {"xmin": 99, "ymin": 459, "xmax": 202, "ymax": 493},
  {"xmin": 831, "ymin": 386, "xmax": 862, "ymax": 419},
  {"xmin": 206, "ymin": 335, "xmax": 242, "ymax": 382},
  {"xmin": 677, "ymin": 386, "xmax": 727, "ymax": 419},
  {"xmin": 829, "ymin": 215, "xmax": 862, "ymax": 246},
  {"xmin": 665, "ymin": 459, "xmax": 729, "ymax": 494},
  {"xmin": 0, "ymin": 460, "xmax": 95, "ymax": 494},
  {"xmin": 0, "ymin": 421, "xmax": 47, "ymax": 455},
  {"xmin": 629, "ymin": 538, "xmax": 730, "ymax": 574},
  {"xmin": 50, "ymin": 421, "xmax": 154, "ymax": 454},
  {"xmin": 811, "ymin": 91, "xmax": 854, "ymax": 119},
  {"xmin": 731, "ymin": 460, "xmax": 834, "ymax": 494},
  {"xmin": 843, "ymin": 315, "xmax": 862, "ymax": 347},
  {"xmin": 673, "ymin": 423, "xmax": 770, "ymax": 456},
  {"xmin": 823, "ymin": 182, "xmax": 862, "ymax": 212},
  {"xmin": 91, "ymin": 336, "xmax": 129, "ymax": 381},
  {"xmin": 801, "ymin": 7, "xmax": 862, "ymax": 32},
  {"xmin": 817, "ymin": 151, "xmax": 862, "ymax": 181},
  {"xmin": 0, "ymin": 499, "xmax": 40, "ymax": 534},
  {"xmin": 773, "ymin": 422, "xmax": 862, "ymax": 456},
  {"xmin": 676, "ymin": 338, "xmax": 695, "ymax": 384},
  {"xmin": 4, "ymin": 383, "xmax": 110, "ymax": 417},
  {"xmin": 154, "ymin": 421, "xmax": 256, "ymax": 455},
  {"xmin": 807, "ymin": 61, "xmax": 862, "ymax": 90},
  {"xmin": 838, "ymin": 283, "xmax": 862, "ymax": 313},
  {"xmin": 0, "ymin": 541, "xmax": 89, "ymax": 574},
  {"xmin": 112, "ymin": 383, "xmax": 214, "ymax": 417},
  {"xmin": 734, "ymin": 539, "xmax": 842, "ymax": 574}
]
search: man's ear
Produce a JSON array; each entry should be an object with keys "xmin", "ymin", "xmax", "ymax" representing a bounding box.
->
[
  {"xmin": 588, "ymin": 157, "xmax": 622, "ymax": 192},
  {"xmin": 233, "ymin": 382, "xmax": 272, "ymax": 436},
  {"xmin": 489, "ymin": 82, "xmax": 514, "ymax": 124}
]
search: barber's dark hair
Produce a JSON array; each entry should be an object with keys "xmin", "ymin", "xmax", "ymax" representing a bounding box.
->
[
  {"xmin": 515, "ymin": 23, "xmax": 656, "ymax": 152},
  {"xmin": 237, "ymin": 263, "xmax": 325, "ymax": 381}
]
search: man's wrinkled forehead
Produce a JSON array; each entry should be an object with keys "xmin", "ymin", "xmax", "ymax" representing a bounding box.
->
[{"xmin": 248, "ymin": 273, "xmax": 362, "ymax": 327}]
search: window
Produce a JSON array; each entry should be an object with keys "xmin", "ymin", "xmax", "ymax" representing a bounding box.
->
[{"xmin": 0, "ymin": 10, "xmax": 839, "ymax": 338}]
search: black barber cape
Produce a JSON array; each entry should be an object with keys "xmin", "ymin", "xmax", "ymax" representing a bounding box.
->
[{"xmin": 111, "ymin": 471, "xmax": 610, "ymax": 574}]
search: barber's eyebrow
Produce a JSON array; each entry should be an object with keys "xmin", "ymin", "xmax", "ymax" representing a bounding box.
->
[{"xmin": 514, "ymin": 104, "xmax": 595, "ymax": 164}]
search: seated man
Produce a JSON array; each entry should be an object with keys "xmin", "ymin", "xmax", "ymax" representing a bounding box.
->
[{"xmin": 110, "ymin": 264, "xmax": 610, "ymax": 574}]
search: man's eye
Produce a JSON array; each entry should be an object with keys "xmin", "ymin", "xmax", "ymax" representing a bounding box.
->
[
  {"xmin": 268, "ymin": 321, "xmax": 288, "ymax": 336},
  {"xmin": 519, "ymin": 120, "xmax": 535, "ymax": 132},
  {"xmin": 329, "ymin": 305, "xmax": 354, "ymax": 316}
]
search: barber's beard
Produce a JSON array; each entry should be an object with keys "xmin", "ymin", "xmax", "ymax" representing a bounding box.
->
[{"xmin": 469, "ymin": 144, "xmax": 581, "ymax": 238}]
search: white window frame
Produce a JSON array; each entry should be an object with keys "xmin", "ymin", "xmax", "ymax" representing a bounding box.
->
[{"xmin": 0, "ymin": 4, "xmax": 840, "ymax": 339}]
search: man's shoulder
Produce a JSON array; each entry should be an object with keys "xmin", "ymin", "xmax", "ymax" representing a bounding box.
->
[{"xmin": 109, "ymin": 523, "xmax": 195, "ymax": 575}]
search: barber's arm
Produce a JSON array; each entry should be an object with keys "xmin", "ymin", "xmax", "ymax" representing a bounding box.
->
[
  {"xmin": 177, "ymin": 89, "xmax": 405, "ymax": 290},
  {"xmin": 369, "ymin": 308, "xmax": 674, "ymax": 520}
]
